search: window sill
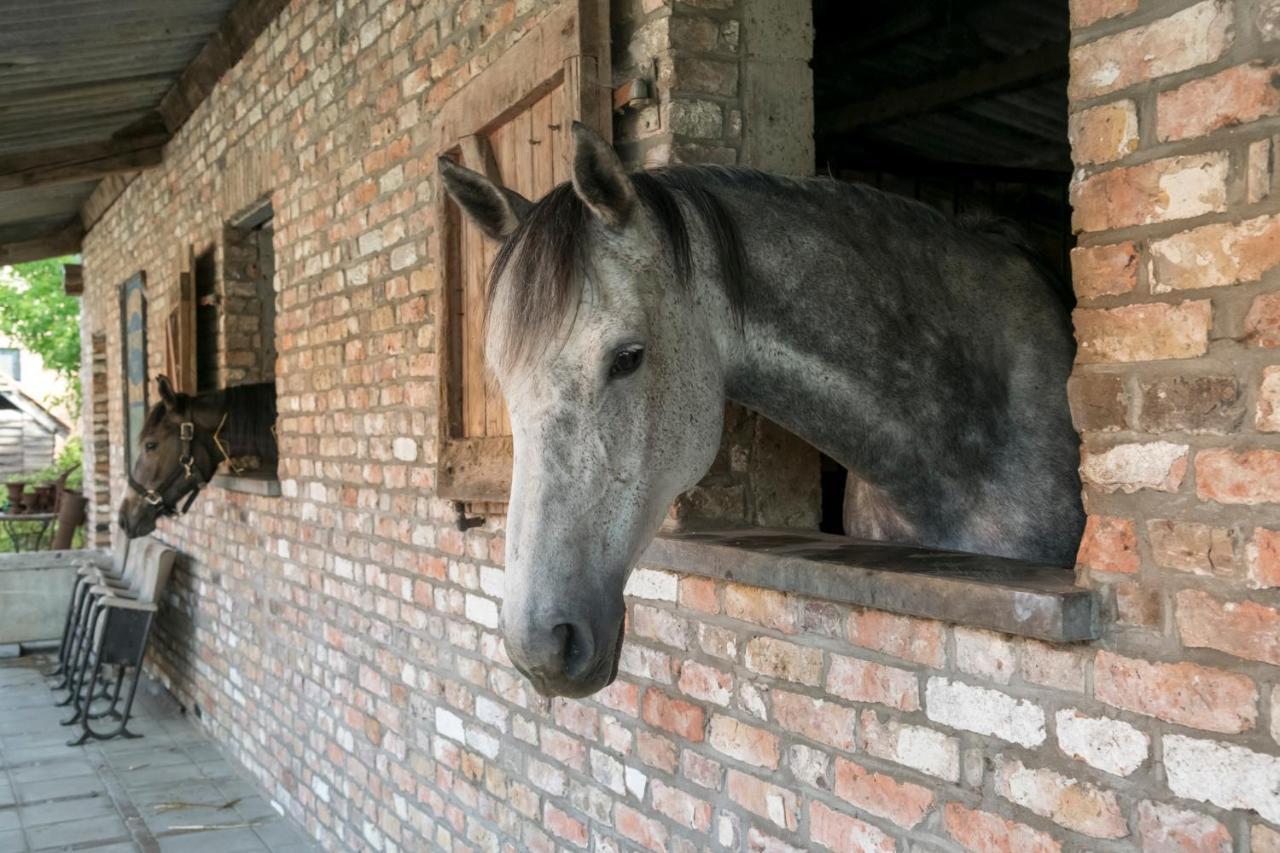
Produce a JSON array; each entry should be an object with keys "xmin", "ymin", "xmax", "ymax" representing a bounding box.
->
[
  {"xmin": 641, "ymin": 528, "xmax": 1098, "ymax": 643},
  {"xmin": 211, "ymin": 473, "xmax": 281, "ymax": 497}
]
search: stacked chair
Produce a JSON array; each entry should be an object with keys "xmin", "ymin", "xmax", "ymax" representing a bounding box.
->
[{"xmin": 45, "ymin": 535, "xmax": 177, "ymax": 746}]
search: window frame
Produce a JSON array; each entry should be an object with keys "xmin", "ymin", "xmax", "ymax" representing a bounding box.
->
[{"xmin": 431, "ymin": 0, "xmax": 611, "ymax": 505}]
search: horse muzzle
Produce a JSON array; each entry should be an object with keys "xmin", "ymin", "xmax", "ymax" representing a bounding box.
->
[{"xmin": 503, "ymin": 609, "xmax": 626, "ymax": 698}]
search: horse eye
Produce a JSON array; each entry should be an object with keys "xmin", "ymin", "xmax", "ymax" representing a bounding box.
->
[
  {"xmin": 609, "ymin": 347, "xmax": 644, "ymax": 379},
  {"xmin": 144, "ymin": 442, "xmax": 158, "ymax": 452}
]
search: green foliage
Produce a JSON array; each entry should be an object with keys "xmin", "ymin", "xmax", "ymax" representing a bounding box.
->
[
  {"xmin": 4, "ymin": 436, "xmax": 82, "ymax": 490},
  {"xmin": 0, "ymin": 257, "xmax": 82, "ymax": 408}
]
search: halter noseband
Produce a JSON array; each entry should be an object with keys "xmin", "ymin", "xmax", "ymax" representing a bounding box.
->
[{"xmin": 127, "ymin": 418, "xmax": 211, "ymax": 518}]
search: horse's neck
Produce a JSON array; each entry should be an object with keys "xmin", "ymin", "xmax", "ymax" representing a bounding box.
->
[{"xmin": 192, "ymin": 387, "xmax": 259, "ymax": 459}]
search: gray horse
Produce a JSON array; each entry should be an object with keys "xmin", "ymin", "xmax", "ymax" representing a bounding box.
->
[{"xmin": 439, "ymin": 124, "xmax": 1082, "ymax": 698}]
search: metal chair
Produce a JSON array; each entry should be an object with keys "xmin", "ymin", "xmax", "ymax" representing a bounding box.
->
[
  {"xmin": 47, "ymin": 536, "xmax": 133, "ymax": 685},
  {"xmin": 64, "ymin": 539, "xmax": 176, "ymax": 745}
]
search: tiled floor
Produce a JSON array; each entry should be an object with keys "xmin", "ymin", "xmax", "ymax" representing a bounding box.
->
[{"xmin": 0, "ymin": 655, "xmax": 317, "ymax": 853}]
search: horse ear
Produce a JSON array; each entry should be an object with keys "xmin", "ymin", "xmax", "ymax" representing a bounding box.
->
[
  {"xmin": 570, "ymin": 122, "xmax": 634, "ymax": 228},
  {"xmin": 156, "ymin": 375, "xmax": 178, "ymax": 407},
  {"xmin": 438, "ymin": 157, "xmax": 531, "ymax": 241}
]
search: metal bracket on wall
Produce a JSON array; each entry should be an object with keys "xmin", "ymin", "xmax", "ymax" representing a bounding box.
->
[
  {"xmin": 454, "ymin": 501, "xmax": 484, "ymax": 532},
  {"xmin": 613, "ymin": 78, "xmax": 654, "ymax": 114}
]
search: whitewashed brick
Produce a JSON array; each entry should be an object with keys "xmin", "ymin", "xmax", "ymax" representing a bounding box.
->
[
  {"xmin": 625, "ymin": 567, "xmax": 679, "ymax": 601},
  {"xmin": 392, "ymin": 437, "xmax": 417, "ymax": 461},
  {"xmin": 861, "ymin": 711, "xmax": 960, "ymax": 782},
  {"xmin": 590, "ymin": 749, "xmax": 624, "ymax": 794},
  {"xmin": 464, "ymin": 593, "xmax": 499, "ymax": 629},
  {"xmin": 954, "ymin": 627, "xmax": 1017, "ymax": 684},
  {"xmin": 1055, "ymin": 709, "xmax": 1149, "ymax": 776},
  {"xmin": 435, "ymin": 707, "xmax": 465, "ymax": 743},
  {"xmin": 624, "ymin": 766, "xmax": 647, "ymax": 800},
  {"xmin": 1165, "ymin": 734, "xmax": 1280, "ymax": 823},
  {"xmin": 925, "ymin": 678, "xmax": 1046, "ymax": 747}
]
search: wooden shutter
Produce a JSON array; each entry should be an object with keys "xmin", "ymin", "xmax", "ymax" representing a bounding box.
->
[
  {"xmin": 433, "ymin": 0, "xmax": 610, "ymax": 504},
  {"xmin": 164, "ymin": 246, "xmax": 198, "ymax": 394}
]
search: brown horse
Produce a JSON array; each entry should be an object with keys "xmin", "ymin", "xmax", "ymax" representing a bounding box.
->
[{"xmin": 117, "ymin": 376, "xmax": 277, "ymax": 537}]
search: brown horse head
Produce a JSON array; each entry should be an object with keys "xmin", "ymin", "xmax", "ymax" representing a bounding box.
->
[{"xmin": 117, "ymin": 376, "xmax": 219, "ymax": 538}]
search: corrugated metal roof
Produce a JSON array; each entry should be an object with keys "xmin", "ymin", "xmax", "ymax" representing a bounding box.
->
[{"xmin": 0, "ymin": 0, "xmax": 238, "ymax": 250}]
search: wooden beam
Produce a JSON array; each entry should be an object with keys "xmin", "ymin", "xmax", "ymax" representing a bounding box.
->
[
  {"xmin": 820, "ymin": 42, "xmax": 1068, "ymax": 135},
  {"xmin": 0, "ymin": 136, "xmax": 164, "ymax": 192},
  {"xmin": 61, "ymin": 263, "xmax": 83, "ymax": 296},
  {"xmin": 80, "ymin": 171, "xmax": 139, "ymax": 232},
  {"xmin": 0, "ymin": 224, "xmax": 82, "ymax": 266},
  {"xmin": 156, "ymin": 0, "xmax": 291, "ymax": 134}
]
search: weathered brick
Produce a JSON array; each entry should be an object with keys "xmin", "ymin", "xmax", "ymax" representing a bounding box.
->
[
  {"xmin": 650, "ymin": 780, "xmax": 711, "ymax": 831},
  {"xmin": 1250, "ymin": 527, "xmax": 1280, "ymax": 588},
  {"xmin": 1071, "ymin": 0, "xmax": 1138, "ymax": 27},
  {"xmin": 953, "ymin": 627, "xmax": 1018, "ymax": 684},
  {"xmin": 1158, "ymin": 62, "xmax": 1280, "ymax": 142},
  {"xmin": 846, "ymin": 608, "xmax": 945, "ymax": 667},
  {"xmin": 1071, "ymin": 241, "xmax": 1139, "ymax": 300},
  {"xmin": 1248, "ymin": 292, "xmax": 1280, "ymax": 348},
  {"xmin": 1151, "ymin": 214, "xmax": 1280, "ymax": 292},
  {"xmin": 724, "ymin": 583, "xmax": 794, "ymax": 632},
  {"xmin": 1114, "ymin": 582, "xmax": 1162, "ymax": 627},
  {"xmin": 1164, "ymin": 734, "xmax": 1280, "ymax": 823},
  {"xmin": 833, "ymin": 758, "xmax": 933, "ymax": 828},
  {"xmin": 1094, "ymin": 649, "xmax": 1257, "ymax": 733},
  {"xmin": 677, "ymin": 576, "xmax": 718, "ymax": 613},
  {"xmin": 1074, "ymin": 302, "xmax": 1212, "ymax": 364},
  {"xmin": 860, "ymin": 710, "xmax": 960, "ymax": 782},
  {"xmin": 1055, "ymin": 708, "xmax": 1149, "ymax": 776},
  {"xmin": 1147, "ymin": 519, "xmax": 1238, "ymax": 575},
  {"xmin": 1069, "ymin": 0, "xmax": 1233, "ymax": 100},
  {"xmin": 641, "ymin": 689, "xmax": 706, "ymax": 742},
  {"xmin": 925, "ymin": 678, "xmax": 1045, "ymax": 747},
  {"xmin": 1258, "ymin": 366, "xmax": 1280, "ymax": 431},
  {"xmin": 1071, "ymin": 153, "xmax": 1228, "ymax": 233},
  {"xmin": 677, "ymin": 659, "xmax": 732, "ymax": 706},
  {"xmin": 1257, "ymin": 823, "xmax": 1280, "ymax": 853},
  {"xmin": 770, "ymin": 690, "xmax": 857, "ymax": 751},
  {"xmin": 727, "ymin": 769, "xmax": 798, "ymax": 831},
  {"xmin": 743, "ymin": 636, "xmax": 823, "ymax": 685},
  {"xmin": 615, "ymin": 802, "xmax": 668, "ymax": 853},
  {"xmin": 826, "ymin": 654, "xmax": 920, "ymax": 710},
  {"xmin": 1177, "ymin": 589, "xmax": 1280, "ymax": 665},
  {"xmin": 708, "ymin": 715, "xmax": 780, "ymax": 768},
  {"xmin": 544, "ymin": 804, "xmax": 588, "ymax": 847},
  {"xmin": 1070, "ymin": 101, "xmax": 1138, "ymax": 165},
  {"xmin": 994, "ymin": 757, "xmax": 1127, "ymax": 839},
  {"xmin": 1136, "ymin": 800, "xmax": 1231, "ymax": 853},
  {"xmin": 1067, "ymin": 372, "xmax": 1128, "ymax": 432},
  {"xmin": 943, "ymin": 802, "xmax": 1062, "ymax": 853},
  {"xmin": 807, "ymin": 801, "xmax": 894, "ymax": 853},
  {"xmin": 1076, "ymin": 515, "xmax": 1139, "ymax": 574},
  {"xmin": 1079, "ymin": 441, "xmax": 1189, "ymax": 493},
  {"xmin": 1020, "ymin": 639, "xmax": 1088, "ymax": 693},
  {"xmin": 1196, "ymin": 448, "xmax": 1280, "ymax": 504},
  {"xmin": 1136, "ymin": 375, "xmax": 1244, "ymax": 434}
]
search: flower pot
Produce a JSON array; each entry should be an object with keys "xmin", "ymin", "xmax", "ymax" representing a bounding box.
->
[
  {"xmin": 5, "ymin": 482, "xmax": 25, "ymax": 511},
  {"xmin": 34, "ymin": 484, "xmax": 57, "ymax": 512}
]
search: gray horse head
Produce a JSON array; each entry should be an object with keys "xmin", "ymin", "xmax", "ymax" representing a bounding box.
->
[{"xmin": 440, "ymin": 125, "xmax": 733, "ymax": 696}]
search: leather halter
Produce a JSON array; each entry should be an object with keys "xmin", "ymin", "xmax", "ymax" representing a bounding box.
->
[{"xmin": 126, "ymin": 416, "xmax": 214, "ymax": 518}]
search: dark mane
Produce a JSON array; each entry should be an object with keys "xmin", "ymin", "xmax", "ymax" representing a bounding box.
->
[
  {"xmin": 487, "ymin": 167, "xmax": 748, "ymax": 373},
  {"xmin": 215, "ymin": 382, "xmax": 278, "ymax": 464}
]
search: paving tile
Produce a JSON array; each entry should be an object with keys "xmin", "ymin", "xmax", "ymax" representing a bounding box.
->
[
  {"xmin": 10, "ymin": 757, "xmax": 97, "ymax": 785},
  {"xmin": 25, "ymin": 813, "xmax": 129, "ymax": 849},
  {"xmin": 0, "ymin": 810, "xmax": 17, "ymax": 834},
  {"xmin": 0, "ymin": 829, "xmax": 24, "ymax": 853},
  {"xmin": 251, "ymin": 817, "xmax": 313, "ymax": 850},
  {"xmin": 157, "ymin": 827, "xmax": 269, "ymax": 853},
  {"xmin": 17, "ymin": 771, "xmax": 106, "ymax": 803},
  {"xmin": 21, "ymin": 792, "xmax": 117, "ymax": 827}
]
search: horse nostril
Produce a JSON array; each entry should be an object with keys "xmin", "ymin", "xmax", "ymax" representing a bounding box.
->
[{"xmin": 554, "ymin": 622, "xmax": 596, "ymax": 680}]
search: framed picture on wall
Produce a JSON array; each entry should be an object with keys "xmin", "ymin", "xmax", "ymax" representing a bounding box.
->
[{"xmin": 119, "ymin": 272, "xmax": 148, "ymax": 470}]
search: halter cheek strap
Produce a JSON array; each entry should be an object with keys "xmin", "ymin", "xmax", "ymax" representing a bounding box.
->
[{"xmin": 127, "ymin": 415, "xmax": 230, "ymax": 518}]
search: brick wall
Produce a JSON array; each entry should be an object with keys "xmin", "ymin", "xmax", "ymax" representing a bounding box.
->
[{"xmin": 75, "ymin": 0, "xmax": 1280, "ymax": 851}]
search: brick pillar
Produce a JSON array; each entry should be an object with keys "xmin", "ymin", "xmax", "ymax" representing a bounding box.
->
[{"xmin": 1068, "ymin": 1, "xmax": 1280, "ymax": 833}]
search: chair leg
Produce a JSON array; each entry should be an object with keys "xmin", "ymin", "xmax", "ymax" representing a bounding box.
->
[
  {"xmin": 49, "ymin": 582, "xmax": 92, "ymax": 686},
  {"xmin": 44, "ymin": 580, "xmax": 81, "ymax": 677},
  {"xmin": 66, "ymin": 656, "xmax": 107, "ymax": 746},
  {"xmin": 72, "ymin": 619, "xmax": 150, "ymax": 744},
  {"xmin": 59, "ymin": 604, "xmax": 104, "ymax": 721}
]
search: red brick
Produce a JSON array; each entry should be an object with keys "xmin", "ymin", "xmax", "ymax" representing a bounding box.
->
[
  {"xmin": 771, "ymin": 690, "xmax": 857, "ymax": 751},
  {"xmin": 943, "ymin": 802, "xmax": 1062, "ymax": 853},
  {"xmin": 543, "ymin": 804, "xmax": 588, "ymax": 848},
  {"xmin": 1248, "ymin": 292, "xmax": 1280, "ymax": 348},
  {"xmin": 1136, "ymin": 800, "xmax": 1231, "ymax": 853},
  {"xmin": 1019, "ymin": 640, "xmax": 1088, "ymax": 693},
  {"xmin": 743, "ymin": 636, "xmax": 823, "ymax": 685},
  {"xmin": 727, "ymin": 769, "xmax": 799, "ymax": 831},
  {"xmin": 826, "ymin": 654, "xmax": 920, "ymax": 710},
  {"xmin": 708, "ymin": 715, "xmax": 781, "ymax": 768},
  {"xmin": 635, "ymin": 730, "xmax": 678, "ymax": 772},
  {"xmin": 1158, "ymin": 62, "xmax": 1280, "ymax": 142},
  {"xmin": 641, "ymin": 689, "xmax": 705, "ymax": 743},
  {"xmin": 1067, "ymin": 372, "xmax": 1128, "ymax": 432},
  {"xmin": 615, "ymin": 802, "xmax": 667, "ymax": 853},
  {"xmin": 1258, "ymin": 366, "xmax": 1280, "ymax": 431},
  {"xmin": 677, "ymin": 659, "xmax": 732, "ymax": 706},
  {"xmin": 808, "ymin": 800, "xmax": 895, "ymax": 852},
  {"xmin": 1069, "ymin": 1, "xmax": 1233, "ymax": 100},
  {"xmin": 650, "ymin": 780, "xmax": 711, "ymax": 831},
  {"xmin": 1177, "ymin": 589, "xmax": 1280, "ymax": 665},
  {"xmin": 833, "ymin": 758, "xmax": 933, "ymax": 828},
  {"xmin": 1196, "ymin": 448, "xmax": 1280, "ymax": 504},
  {"xmin": 724, "ymin": 583, "xmax": 795, "ymax": 632},
  {"xmin": 1147, "ymin": 519, "xmax": 1239, "ymax": 575},
  {"xmin": 1074, "ymin": 301, "xmax": 1212, "ymax": 364},
  {"xmin": 677, "ymin": 576, "xmax": 718, "ymax": 613},
  {"xmin": 994, "ymin": 757, "xmax": 1127, "ymax": 839},
  {"xmin": 1070, "ymin": 101, "xmax": 1138, "ymax": 166},
  {"xmin": 1070, "ymin": 153, "xmax": 1228, "ymax": 233},
  {"xmin": 1114, "ymin": 583, "xmax": 1161, "ymax": 627},
  {"xmin": 1151, "ymin": 214, "xmax": 1280, "ymax": 292},
  {"xmin": 1250, "ymin": 528, "xmax": 1280, "ymax": 589},
  {"xmin": 1077, "ymin": 515, "xmax": 1139, "ymax": 574},
  {"xmin": 1071, "ymin": 241, "xmax": 1138, "ymax": 299},
  {"xmin": 1070, "ymin": 0, "xmax": 1138, "ymax": 28},
  {"xmin": 846, "ymin": 608, "xmax": 945, "ymax": 667},
  {"xmin": 1094, "ymin": 650, "xmax": 1257, "ymax": 733}
]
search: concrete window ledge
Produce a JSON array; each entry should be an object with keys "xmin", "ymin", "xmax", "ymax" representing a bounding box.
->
[
  {"xmin": 211, "ymin": 473, "xmax": 282, "ymax": 497},
  {"xmin": 641, "ymin": 528, "xmax": 1097, "ymax": 643}
]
